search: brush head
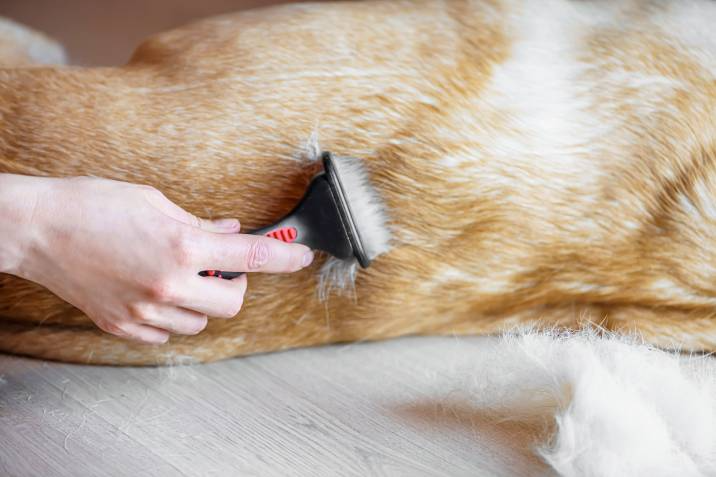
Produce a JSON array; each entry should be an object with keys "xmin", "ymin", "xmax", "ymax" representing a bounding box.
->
[
  {"xmin": 322, "ymin": 152, "xmax": 391, "ymax": 267},
  {"xmin": 250, "ymin": 152, "xmax": 390, "ymax": 268},
  {"xmin": 204, "ymin": 150, "xmax": 390, "ymax": 281}
]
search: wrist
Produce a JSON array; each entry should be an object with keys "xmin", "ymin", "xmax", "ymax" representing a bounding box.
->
[{"xmin": 0, "ymin": 174, "xmax": 56, "ymax": 277}]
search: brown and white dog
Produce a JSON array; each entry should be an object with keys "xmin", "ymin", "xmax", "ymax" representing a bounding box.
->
[{"xmin": 1, "ymin": 0, "xmax": 716, "ymax": 365}]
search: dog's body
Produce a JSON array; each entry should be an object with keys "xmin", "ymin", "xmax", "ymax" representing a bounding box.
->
[{"xmin": 1, "ymin": 0, "xmax": 716, "ymax": 364}]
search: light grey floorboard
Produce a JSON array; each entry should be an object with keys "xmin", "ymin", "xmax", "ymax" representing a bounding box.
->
[{"xmin": 0, "ymin": 336, "xmax": 551, "ymax": 477}]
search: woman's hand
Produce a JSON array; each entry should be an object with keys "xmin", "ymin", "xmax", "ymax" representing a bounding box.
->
[{"xmin": 0, "ymin": 174, "xmax": 313, "ymax": 344}]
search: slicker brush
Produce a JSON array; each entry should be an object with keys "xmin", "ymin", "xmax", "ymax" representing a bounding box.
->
[{"xmin": 200, "ymin": 152, "xmax": 390, "ymax": 279}]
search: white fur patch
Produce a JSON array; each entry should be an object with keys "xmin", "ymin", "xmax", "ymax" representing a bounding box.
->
[
  {"xmin": 654, "ymin": 0, "xmax": 716, "ymax": 78},
  {"xmin": 0, "ymin": 18, "xmax": 67, "ymax": 65}
]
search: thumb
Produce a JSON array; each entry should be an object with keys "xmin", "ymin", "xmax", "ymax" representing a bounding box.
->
[
  {"xmin": 142, "ymin": 187, "xmax": 241, "ymax": 234},
  {"xmin": 198, "ymin": 218, "xmax": 241, "ymax": 234}
]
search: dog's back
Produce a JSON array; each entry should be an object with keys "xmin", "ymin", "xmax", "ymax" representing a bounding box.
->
[{"xmin": 1, "ymin": 0, "xmax": 716, "ymax": 364}]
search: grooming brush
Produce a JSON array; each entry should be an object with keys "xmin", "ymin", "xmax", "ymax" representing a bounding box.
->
[{"xmin": 199, "ymin": 152, "xmax": 390, "ymax": 279}]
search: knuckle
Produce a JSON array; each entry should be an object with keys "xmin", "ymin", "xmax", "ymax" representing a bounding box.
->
[
  {"xmin": 140, "ymin": 185, "xmax": 169, "ymax": 205},
  {"xmin": 140, "ymin": 184, "xmax": 163, "ymax": 198},
  {"xmin": 127, "ymin": 303, "xmax": 147, "ymax": 322},
  {"xmin": 246, "ymin": 239, "xmax": 271, "ymax": 270},
  {"xmin": 171, "ymin": 229, "xmax": 196, "ymax": 267},
  {"xmin": 147, "ymin": 279, "xmax": 177, "ymax": 302},
  {"xmin": 98, "ymin": 319, "xmax": 127, "ymax": 337}
]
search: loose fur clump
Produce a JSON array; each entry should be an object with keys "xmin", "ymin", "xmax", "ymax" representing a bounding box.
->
[
  {"xmin": 298, "ymin": 130, "xmax": 323, "ymax": 165},
  {"xmin": 457, "ymin": 330, "xmax": 716, "ymax": 476},
  {"xmin": 318, "ymin": 257, "xmax": 359, "ymax": 302}
]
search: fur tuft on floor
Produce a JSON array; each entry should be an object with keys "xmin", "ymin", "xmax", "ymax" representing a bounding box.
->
[{"xmin": 461, "ymin": 329, "xmax": 716, "ymax": 477}]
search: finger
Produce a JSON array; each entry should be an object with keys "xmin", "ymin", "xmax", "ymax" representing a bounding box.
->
[
  {"xmin": 198, "ymin": 218, "xmax": 241, "ymax": 234},
  {"xmin": 194, "ymin": 232, "xmax": 314, "ymax": 273},
  {"xmin": 97, "ymin": 319, "xmax": 169, "ymax": 344},
  {"xmin": 135, "ymin": 303, "xmax": 209, "ymax": 335},
  {"xmin": 143, "ymin": 186, "xmax": 200, "ymax": 225},
  {"xmin": 121, "ymin": 322, "xmax": 171, "ymax": 344},
  {"xmin": 174, "ymin": 274, "xmax": 248, "ymax": 318},
  {"xmin": 142, "ymin": 186, "xmax": 240, "ymax": 233}
]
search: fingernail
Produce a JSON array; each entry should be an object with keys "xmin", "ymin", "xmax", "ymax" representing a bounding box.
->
[
  {"xmin": 302, "ymin": 250, "xmax": 314, "ymax": 267},
  {"xmin": 215, "ymin": 218, "xmax": 239, "ymax": 230}
]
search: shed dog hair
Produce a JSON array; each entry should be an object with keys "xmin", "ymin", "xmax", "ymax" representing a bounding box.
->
[{"xmin": 1, "ymin": 0, "xmax": 716, "ymax": 365}]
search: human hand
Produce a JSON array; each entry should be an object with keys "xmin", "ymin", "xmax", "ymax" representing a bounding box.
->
[{"xmin": 4, "ymin": 176, "xmax": 313, "ymax": 344}]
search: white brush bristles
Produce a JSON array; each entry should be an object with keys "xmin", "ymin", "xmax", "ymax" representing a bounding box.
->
[
  {"xmin": 329, "ymin": 155, "xmax": 391, "ymax": 261},
  {"xmin": 300, "ymin": 133, "xmax": 391, "ymax": 299}
]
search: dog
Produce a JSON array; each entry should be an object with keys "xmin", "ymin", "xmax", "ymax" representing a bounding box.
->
[{"xmin": 1, "ymin": 0, "xmax": 715, "ymax": 365}]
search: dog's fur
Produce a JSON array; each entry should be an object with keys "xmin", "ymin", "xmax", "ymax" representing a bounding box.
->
[{"xmin": 1, "ymin": 0, "xmax": 716, "ymax": 365}]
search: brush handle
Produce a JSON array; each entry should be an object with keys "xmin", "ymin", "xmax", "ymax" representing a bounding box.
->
[
  {"xmin": 198, "ymin": 224, "xmax": 297, "ymax": 280},
  {"xmin": 199, "ymin": 157, "xmax": 359, "ymax": 280},
  {"xmin": 198, "ymin": 269, "xmax": 243, "ymax": 280}
]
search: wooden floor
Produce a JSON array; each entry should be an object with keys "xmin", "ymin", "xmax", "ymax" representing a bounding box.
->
[{"xmin": 0, "ymin": 336, "xmax": 551, "ymax": 476}]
